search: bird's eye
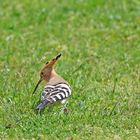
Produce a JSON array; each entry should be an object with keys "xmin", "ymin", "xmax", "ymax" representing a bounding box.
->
[
  {"xmin": 41, "ymin": 72, "xmax": 43, "ymax": 75},
  {"xmin": 46, "ymin": 61, "xmax": 49, "ymax": 64}
]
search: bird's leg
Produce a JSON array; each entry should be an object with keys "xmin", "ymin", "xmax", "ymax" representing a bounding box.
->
[
  {"xmin": 34, "ymin": 108, "xmax": 43, "ymax": 115},
  {"xmin": 60, "ymin": 99, "xmax": 69, "ymax": 114}
]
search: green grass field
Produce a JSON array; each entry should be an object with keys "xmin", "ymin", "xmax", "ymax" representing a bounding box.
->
[{"xmin": 0, "ymin": 0, "xmax": 140, "ymax": 139}]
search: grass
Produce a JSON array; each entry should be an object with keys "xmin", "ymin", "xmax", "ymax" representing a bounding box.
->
[{"xmin": 0, "ymin": 0, "xmax": 140, "ymax": 139}]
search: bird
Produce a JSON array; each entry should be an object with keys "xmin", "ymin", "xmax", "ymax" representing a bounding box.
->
[{"xmin": 32, "ymin": 53, "xmax": 71, "ymax": 112}]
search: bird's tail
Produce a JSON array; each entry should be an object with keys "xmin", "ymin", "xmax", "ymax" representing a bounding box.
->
[{"xmin": 35, "ymin": 100, "xmax": 49, "ymax": 111}]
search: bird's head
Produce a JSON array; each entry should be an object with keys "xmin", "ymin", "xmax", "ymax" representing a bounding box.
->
[{"xmin": 32, "ymin": 53, "xmax": 61, "ymax": 95}]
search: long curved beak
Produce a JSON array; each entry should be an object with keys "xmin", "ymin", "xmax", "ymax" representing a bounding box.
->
[{"xmin": 32, "ymin": 79, "xmax": 42, "ymax": 95}]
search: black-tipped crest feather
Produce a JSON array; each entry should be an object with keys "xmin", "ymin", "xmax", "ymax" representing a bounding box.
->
[{"xmin": 55, "ymin": 53, "xmax": 61, "ymax": 60}]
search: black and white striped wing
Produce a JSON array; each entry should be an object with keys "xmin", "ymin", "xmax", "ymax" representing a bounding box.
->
[{"xmin": 36, "ymin": 83, "xmax": 71, "ymax": 110}]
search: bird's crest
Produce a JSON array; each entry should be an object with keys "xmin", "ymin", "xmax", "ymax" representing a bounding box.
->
[{"xmin": 45, "ymin": 53, "xmax": 61, "ymax": 68}]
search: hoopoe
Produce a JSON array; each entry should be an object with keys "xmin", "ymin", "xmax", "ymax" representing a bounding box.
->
[{"xmin": 32, "ymin": 54, "xmax": 71, "ymax": 112}]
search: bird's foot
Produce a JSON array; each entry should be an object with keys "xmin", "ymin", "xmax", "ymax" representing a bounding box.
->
[{"xmin": 60, "ymin": 107, "xmax": 69, "ymax": 114}]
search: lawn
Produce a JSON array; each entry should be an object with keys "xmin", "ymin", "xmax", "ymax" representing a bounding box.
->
[{"xmin": 0, "ymin": 0, "xmax": 140, "ymax": 139}]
